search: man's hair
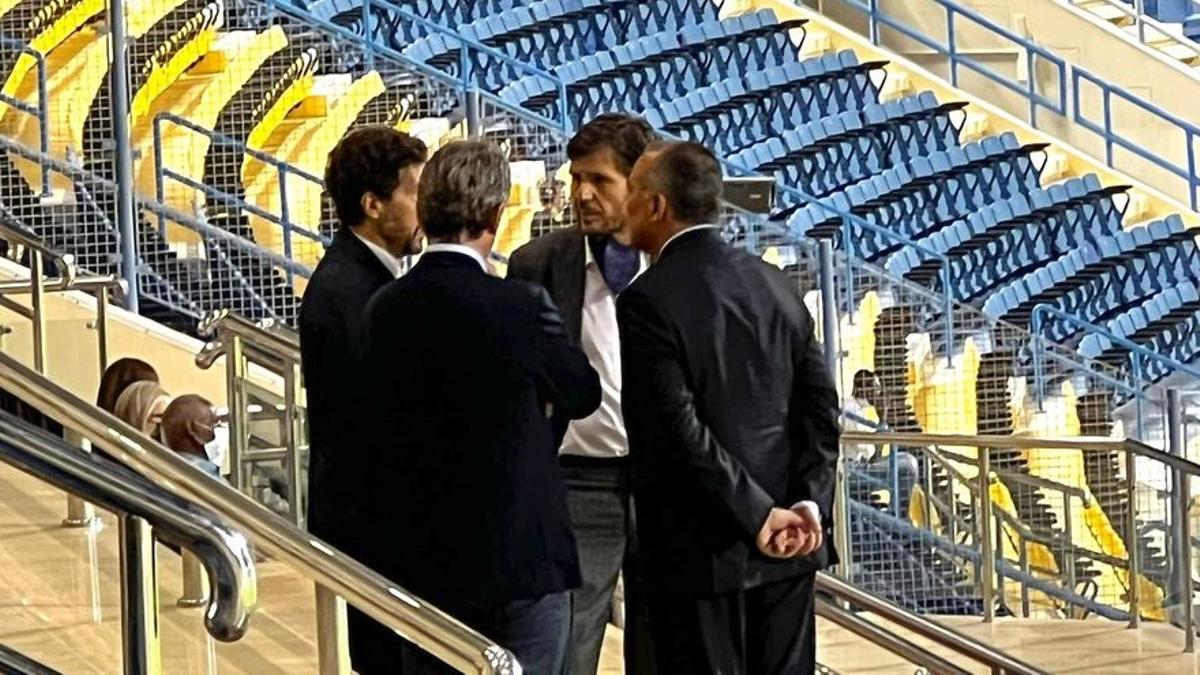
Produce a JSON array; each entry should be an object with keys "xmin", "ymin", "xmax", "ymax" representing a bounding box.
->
[
  {"xmin": 643, "ymin": 141, "xmax": 723, "ymax": 225},
  {"xmin": 852, "ymin": 369, "xmax": 878, "ymax": 398},
  {"xmin": 567, "ymin": 113, "xmax": 658, "ymax": 175},
  {"xmin": 325, "ymin": 125, "xmax": 427, "ymax": 230},
  {"xmin": 97, "ymin": 357, "xmax": 158, "ymax": 414},
  {"xmin": 418, "ymin": 140, "xmax": 511, "ymax": 240}
]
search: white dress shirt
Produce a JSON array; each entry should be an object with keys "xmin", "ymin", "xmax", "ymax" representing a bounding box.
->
[
  {"xmin": 353, "ymin": 231, "xmax": 402, "ymax": 278},
  {"xmin": 560, "ymin": 239, "xmax": 647, "ymax": 459},
  {"xmin": 422, "ymin": 243, "xmax": 491, "ymax": 273}
]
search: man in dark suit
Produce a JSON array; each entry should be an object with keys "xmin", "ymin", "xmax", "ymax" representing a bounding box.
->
[
  {"xmin": 507, "ymin": 113, "xmax": 657, "ymax": 675},
  {"xmin": 616, "ymin": 141, "xmax": 840, "ymax": 674},
  {"xmin": 298, "ymin": 125, "xmax": 426, "ymax": 673},
  {"xmin": 362, "ymin": 140, "xmax": 602, "ymax": 674}
]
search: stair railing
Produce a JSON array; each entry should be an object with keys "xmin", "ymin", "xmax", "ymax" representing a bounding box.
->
[
  {"xmin": 0, "ymin": 406, "xmax": 257, "ymax": 672},
  {"xmin": 839, "ymin": 428, "xmax": 1198, "ymax": 652},
  {"xmin": 1064, "ymin": 0, "xmax": 1200, "ymax": 67},
  {"xmin": 0, "ymin": 346, "xmax": 518, "ymax": 674}
]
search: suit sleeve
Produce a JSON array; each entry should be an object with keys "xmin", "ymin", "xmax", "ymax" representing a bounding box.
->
[
  {"xmin": 787, "ymin": 302, "xmax": 841, "ymax": 527},
  {"xmin": 530, "ymin": 286, "xmax": 601, "ymax": 420},
  {"xmin": 506, "ymin": 240, "xmax": 539, "ymax": 284},
  {"xmin": 618, "ymin": 288, "xmax": 776, "ymax": 541}
]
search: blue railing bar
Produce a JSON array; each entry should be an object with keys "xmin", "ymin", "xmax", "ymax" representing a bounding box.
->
[
  {"xmin": 842, "ymin": 0, "xmax": 1065, "ymax": 114},
  {"xmin": 1031, "ymin": 304, "xmax": 1200, "ymax": 381},
  {"xmin": 851, "ymin": 501, "xmax": 1132, "ymax": 622},
  {"xmin": 1074, "ymin": 66, "xmax": 1200, "ymax": 141},
  {"xmin": 153, "ymin": 113, "xmax": 325, "ymax": 186},
  {"xmin": 136, "ymin": 198, "xmax": 315, "ymax": 280},
  {"xmin": 270, "ymin": 0, "xmax": 572, "ymax": 133},
  {"xmin": 0, "ymin": 40, "xmax": 52, "ymax": 196},
  {"xmin": 160, "ymin": 169, "xmax": 330, "ymax": 247}
]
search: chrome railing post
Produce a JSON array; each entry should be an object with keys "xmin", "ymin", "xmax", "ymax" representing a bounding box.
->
[
  {"xmin": 226, "ymin": 334, "xmax": 247, "ymax": 490},
  {"xmin": 834, "ymin": 454, "xmax": 853, "ymax": 581},
  {"xmin": 119, "ymin": 514, "xmax": 161, "ymax": 674},
  {"xmin": 62, "ymin": 428, "xmax": 99, "ymax": 529},
  {"xmin": 817, "ymin": 238, "xmax": 839, "ymax": 377},
  {"xmin": 283, "ymin": 361, "xmax": 304, "ymax": 527},
  {"xmin": 316, "ymin": 584, "xmax": 351, "ymax": 675},
  {"xmin": 1134, "ymin": 0, "xmax": 1147, "ymax": 45},
  {"xmin": 1126, "ymin": 449, "xmax": 1141, "ymax": 628},
  {"xmin": 1167, "ymin": 388, "xmax": 1195, "ymax": 651},
  {"xmin": 29, "ymin": 250, "xmax": 45, "ymax": 374},
  {"xmin": 178, "ymin": 550, "xmax": 209, "ymax": 607},
  {"xmin": 1062, "ymin": 493, "xmax": 1076, "ymax": 605},
  {"xmin": 979, "ymin": 446, "xmax": 995, "ymax": 622}
]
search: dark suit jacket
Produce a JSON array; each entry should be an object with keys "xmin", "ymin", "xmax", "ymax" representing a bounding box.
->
[
  {"xmin": 507, "ymin": 228, "xmax": 587, "ymax": 444},
  {"xmin": 617, "ymin": 228, "xmax": 840, "ymax": 597},
  {"xmin": 298, "ymin": 229, "xmax": 394, "ymax": 549},
  {"xmin": 361, "ymin": 251, "xmax": 601, "ymax": 607}
]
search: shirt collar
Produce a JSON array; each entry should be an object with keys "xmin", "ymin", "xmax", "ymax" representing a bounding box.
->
[
  {"xmin": 584, "ymin": 234, "xmax": 649, "ymax": 272},
  {"xmin": 353, "ymin": 231, "xmax": 402, "ymax": 278},
  {"xmin": 656, "ymin": 224, "xmax": 721, "ymax": 259},
  {"xmin": 422, "ymin": 243, "xmax": 491, "ymax": 273}
]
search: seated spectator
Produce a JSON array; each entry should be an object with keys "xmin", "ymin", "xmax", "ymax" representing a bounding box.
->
[
  {"xmin": 530, "ymin": 177, "xmax": 569, "ymax": 238},
  {"xmin": 114, "ymin": 381, "xmax": 171, "ymax": 440},
  {"xmin": 160, "ymin": 394, "xmax": 226, "ymax": 478},
  {"xmin": 844, "ymin": 369, "xmax": 918, "ymax": 514},
  {"xmin": 97, "ymin": 358, "xmax": 158, "ymax": 414}
]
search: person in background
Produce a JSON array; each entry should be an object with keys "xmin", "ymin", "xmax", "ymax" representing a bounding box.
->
[
  {"xmin": 530, "ymin": 177, "xmax": 569, "ymax": 239},
  {"xmin": 160, "ymin": 394, "xmax": 227, "ymax": 479},
  {"xmin": 616, "ymin": 141, "xmax": 839, "ymax": 674},
  {"xmin": 114, "ymin": 381, "xmax": 171, "ymax": 439},
  {"xmin": 299, "ymin": 125, "xmax": 426, "ymax": 674},
  {"xmin": 844, "ymin": 369, "xmax": 917, "ymax": 513},
  {"xmin": 507, "ymin": 113, "xmax": 658, "ymax": 675},
  {"xmin": 97, "ymin": 357, "xmax": 158, "ymax": 414},
  {"xmin": 361, "ymin": 140, "xmax": 601, "ymax": 674}
]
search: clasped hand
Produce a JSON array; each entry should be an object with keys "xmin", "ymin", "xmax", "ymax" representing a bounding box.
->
[{"xmin": 755, "ymin": 506, "xmax": 823, "ymax": 559}]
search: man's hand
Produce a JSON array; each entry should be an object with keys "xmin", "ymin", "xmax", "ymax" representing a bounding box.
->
[
  {"xmin": 756, "ymin": 507, "xmax": 811, "ymax": 559},
  {"xmin": 789, "ymin": 502, "xmax": 823, "ymax": 557}
]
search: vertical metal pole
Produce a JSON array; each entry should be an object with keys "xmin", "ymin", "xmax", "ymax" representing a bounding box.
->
[
  {"xmin": 109, "ymin": 0, "xmax": 139, "ymax": 313},
  {"xmin": 284, "ymin": 363, "xmax": 303, "ymax": 527},
  {"xmin": 1168, "ymin": 389, "xmax": 1195, "ymax": 651},
  {"xmin": 30, "ymin": 250, "xmax": 45, "ymax": 374},
  {"xmin": 834, "ymin": 455, "xmax": 853, "ymax": 582},
  {"xmin": 1134, "ymin": 0, "xmax": 1147, "ymax": 45},
  {"xmin": 923, "ymin": 458, "xmax": 936, "ymax": 536},
  {"xmin": 315, "ymin": 584, "xmax": 351, "ymax": 675},
  {"xmin": 1063, "ymin": 494, "xmax": 1076, "ymax": 601},
  {"xmin": 817, "ymin": 239, "xmax": 839, "ymax": 377},
  {"xmin": 979, "ymin": 447, "xmax": 996, "ymax": 622},
  {"xmin": 1126, "ymin": 450, "xmax": 1141, "ymax": 628},
  {"xmin": 119, "ymin": 514, "xmax": 161, "ymax": 674},
  {"xmin": 32, "ymin": 49, "xmax": 50, "ymax": 197},
  {"xmin": 1019, "ymin": 532, "xmax": 1030, "ymax": 618},
  {"xmin": 94, "ymin": 286, "xmax": 109, "ymax": 372},
  {"xmin": 177, "ymin": 550, "xmax": 209, "ymax": 607},
  {"xmin": 62, "ymin": 429, "xmax": 99, "ymax": 528},
  {"xmin": 227, "ymin": 335, "xmax": 247, "ymax": 490},
  {"xmin": 868, "ymin": 0, "xmax": 879, "ymax": 44},
  {"xmin": 947, "ymin": 472, "xmax": 958, "ymax": 543}
]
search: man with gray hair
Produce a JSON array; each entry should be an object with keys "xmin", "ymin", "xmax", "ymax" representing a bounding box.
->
[{"xmin": 361, "ymin": 140, "xmax": 601, "ymax": 673}]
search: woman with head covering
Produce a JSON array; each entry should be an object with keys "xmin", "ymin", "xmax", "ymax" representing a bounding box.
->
[
  {"xmin": 113, "ymin": 381, "xmax": 171, "ymax": 440},
  {"xmin": 97, "ymin": 357, "xmax": 158, "ymax": 414}
]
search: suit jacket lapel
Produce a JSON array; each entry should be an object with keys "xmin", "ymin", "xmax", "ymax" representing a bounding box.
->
[
  {"xmin": 550, "ymin": 230, "xmax": 586, "ymax": 343},
  {"xmin": 338, "ymin": 230, "xmax": 395, "ymax": 287}
]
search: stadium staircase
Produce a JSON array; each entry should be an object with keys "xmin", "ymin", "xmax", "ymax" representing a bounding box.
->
[{"xmin": 0, "ymin": 0, "xmax": 1197, "ymax": 659}]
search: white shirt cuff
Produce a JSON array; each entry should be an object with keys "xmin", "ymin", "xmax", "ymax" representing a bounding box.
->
[{"xmin": 791, "ymin": 501, "xmax": 821, "ymax": 523}]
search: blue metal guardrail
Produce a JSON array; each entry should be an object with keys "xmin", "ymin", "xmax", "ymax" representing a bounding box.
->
[
  {"xmin": 841, "ymin": 0, "xmax": 1200, "ymax": 210},
  {"xmin": 268, "ymin": 0, "xmax": 572, "ymax": 135},
  {"xmin": 1029, "ymin": 303, "xmax": 1200, "ymax": 436},
  {"xmin": 0, "ymin": 38, "xmax": 51, "ymax": 197}
]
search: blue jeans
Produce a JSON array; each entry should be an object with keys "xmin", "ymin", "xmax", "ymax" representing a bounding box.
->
[{"xmin": 394, "ymin": 591, "xmax": 571, "ymax": 674}]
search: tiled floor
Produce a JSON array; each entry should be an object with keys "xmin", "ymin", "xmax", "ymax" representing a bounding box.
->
[{"xmin": 2, "ymin": 462, "xmax": 1198, "ymax": 673}]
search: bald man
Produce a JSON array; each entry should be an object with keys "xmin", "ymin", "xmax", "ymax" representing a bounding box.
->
[{"xmin": 161, "ymin": 394, "xmax": 228, "ymax": 478}]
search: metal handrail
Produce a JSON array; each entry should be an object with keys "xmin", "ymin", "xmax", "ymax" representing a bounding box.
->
[
  {"xmin": 815, "ymin": 598, "xmax": 971, "ymax": 675},
  {"xmin": 1067, "ymin": 0, "xmax": 1200, "ymax": 63},
  {"xmin": 197, "ymin": 309, "xmax": 302, "ymax": 365},
  {"xmin": 0, "ymin": 642, "xmax": 59, "ymax": 675},
  {"xmin": 816, "ymin": 573, "xmax": 1046, "ymax": 674},
  {"xmin": 0, "ymin": 350, "xmax": 516, "ymax": 673},
  {"xmin": 0, "ymin": 409, "xmax": 257, "ymax": 641}
]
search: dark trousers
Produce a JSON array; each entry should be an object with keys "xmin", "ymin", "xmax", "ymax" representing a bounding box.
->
[
  {"xmin": 560, "ymin": 457, "xmax": 656, "ymax": 675},
  {"xmin": 647, "ymin": 572, "xmax": 816, "ymax": 675},
  {"xmin": 392, "ymin": 591, "xmax": 572, "ymax": 674}
]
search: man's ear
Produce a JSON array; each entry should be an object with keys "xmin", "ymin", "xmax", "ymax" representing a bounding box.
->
[
  {"xmin": 360, "ymin": 191, "xmax": 382, "ymax": 221},
  {"xmin": 486, "ymin": 202, "xmax": 506, "ymax": 235},
  {"xmin": 184, "ymin": 417, "xmax": 206, "ymax": 447},
  {"xmin": 650, "ymin": 193, "xmax": 667, "ymax": 222}
]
